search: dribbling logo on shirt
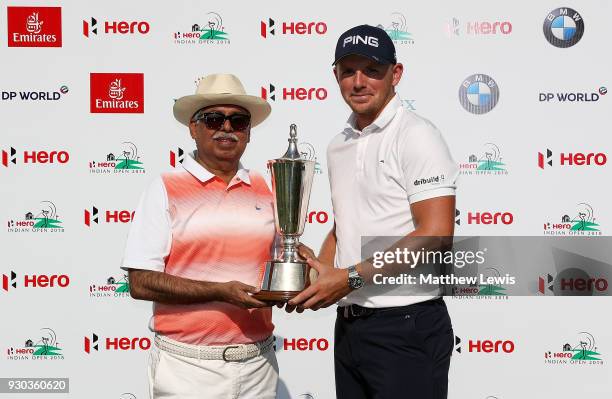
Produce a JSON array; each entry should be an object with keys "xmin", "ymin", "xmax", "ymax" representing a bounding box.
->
[
  {"xmin": 458, "ymin": 74, "xmax": 499, "ymax": 114},
  {"xmin": 543, "ymin": 8, "xmax": 584, "ymax": 48}
]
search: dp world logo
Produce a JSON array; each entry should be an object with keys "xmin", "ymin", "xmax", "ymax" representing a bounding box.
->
[
  {"xmin": 459, "ymin": 74, "xmax": 499, "ymax": 114},
  {"xmin": 543, "ymin": 8, "xmax": 584, "ymax": 48}
]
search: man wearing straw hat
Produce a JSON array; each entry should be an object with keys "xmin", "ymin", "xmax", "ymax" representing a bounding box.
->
[{"xmin": 122, "ymin": 74, "xmax": 279, "ymax": 399}]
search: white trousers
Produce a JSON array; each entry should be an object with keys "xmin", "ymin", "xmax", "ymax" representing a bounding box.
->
[{"xmin": 148, "ymin": 345, "xmax": 279, "ymax": 399}]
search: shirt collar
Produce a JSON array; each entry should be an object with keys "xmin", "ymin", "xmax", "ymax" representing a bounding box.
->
[
  {"xmin": 344, "ymin": 94, "xmax": 402, "ymax": 136},
  {"xmin": 182, "ymin": 150, "xmax": 251, "ymax": 186}
]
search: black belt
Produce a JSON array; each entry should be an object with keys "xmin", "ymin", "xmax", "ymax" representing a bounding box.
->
[{"xmin": 338, "ymin": 297, "xmax": 444, "ymax": 320}]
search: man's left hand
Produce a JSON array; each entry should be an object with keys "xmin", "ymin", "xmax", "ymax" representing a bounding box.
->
[{"xmin": 288, "ymin": 258, "xmax": 351, "ymax": 311}]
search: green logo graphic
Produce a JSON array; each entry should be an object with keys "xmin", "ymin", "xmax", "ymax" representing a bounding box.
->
[
  {"xmin": 478, "ymin": 283, "xmax": 506, "ymax": 296},
  {"xmin": 478, "ymin": 268, "xmax": 507, "ymax": 296},
  {"xmin": 199, "ymin": 12, "xmax": 228, "ymax": 41},
  {"xmin": 107, "ymin": 275, "xmax": 130, "ymax": 292},
  {"xmin": 33, "ymin": 201, "xmax": 62, "ymax": 229},
  {"xmin": 477, "ymin": 159, "xmax": 506, "ymax": 171},
  {"xmin": 114, "ymin": 157, "xmax": 144, "ymax": 170},
  {"xmin": 565, "ymin": 332, "xmax": 602, "ymax": 361},
  {"xmin": 33, "ymin": 217, "xmax": 62, "ymax": 229},
  {"xmin": 32, "ymin": 344, "xmax": 62, "ymax": 356},
  {"xmin": 567, "ymin": 347, "xmax": 601, "ymax": 361},
  {"xmin": 473, "ymin": 143, "xmax": 506, "ymax": 171},
  {"xmin": 28, "ymin": 328, "xmax": 62, "ymax": 356},
  {"xmin": 568, "ymin": 203, "xmax": 599, "ymax": 232},
  {"xmin": 379, "ymin": 13, "xmax": 414, "ymax": 42}
]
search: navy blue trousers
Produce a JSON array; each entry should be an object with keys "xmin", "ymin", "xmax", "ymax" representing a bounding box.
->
[{"xmin": 334, "ymin": 298, "xmax": 454, "ymax": 399}]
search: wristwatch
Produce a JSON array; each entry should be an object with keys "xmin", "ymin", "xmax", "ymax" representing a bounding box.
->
[{"xmin": 347, "ymin": 265, "xmax": 365, "ymax": 290}]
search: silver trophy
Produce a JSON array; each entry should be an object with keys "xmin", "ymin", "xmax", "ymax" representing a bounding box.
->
[{"xmin": 255, "ymin": 124, "xmax": 315, "ymax": 302}]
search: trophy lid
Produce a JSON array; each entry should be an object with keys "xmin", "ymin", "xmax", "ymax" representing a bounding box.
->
[{"xmin": 280, "ymin": 124, "xmax": 302, "ymax": 160}]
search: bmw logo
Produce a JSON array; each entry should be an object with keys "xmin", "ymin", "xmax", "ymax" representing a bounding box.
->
[
  {"xmin": 543, "ymin": 8, "xmax": 584, "ymax": 48},
  {"xmin": 458, "ymin": 74, "xmax": 499, "ymax": 114}
]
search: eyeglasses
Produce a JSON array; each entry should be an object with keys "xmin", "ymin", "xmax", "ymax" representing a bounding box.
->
[{"xmin": 192, "ymin": 112, "xmax": 251, "ymax": 131}]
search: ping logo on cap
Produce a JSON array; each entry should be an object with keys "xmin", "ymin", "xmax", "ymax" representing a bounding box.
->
[{"xmin": 343, "ymin": 35, "xmax": 379, "ymax": 48}]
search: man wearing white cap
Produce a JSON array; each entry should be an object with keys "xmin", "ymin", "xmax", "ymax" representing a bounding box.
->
[{"xmin": 122, "ymin": 74, "xmax": 278, "ymax": 399}]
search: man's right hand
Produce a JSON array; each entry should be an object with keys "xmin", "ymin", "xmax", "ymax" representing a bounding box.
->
[{"xmin": 217, "ymin": 281, "xmax": 268, "ymax": 309}]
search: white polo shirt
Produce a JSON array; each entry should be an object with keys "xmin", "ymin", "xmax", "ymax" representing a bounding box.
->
[{"xmin": 328, "ymin": 94, "xmax": 459, "ymax": 307}]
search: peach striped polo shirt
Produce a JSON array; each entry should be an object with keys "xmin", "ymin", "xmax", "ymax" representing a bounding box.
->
[{"xmin": 122, "ymin": 151, "xmax": 275, "ymax": 345}]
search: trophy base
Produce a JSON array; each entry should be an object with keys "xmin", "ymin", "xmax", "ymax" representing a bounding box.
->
[
  {"xmin": 258, "ymin": 260, "xmax": 310, "ymax": 303},
  {"xmin": 252, "ymin": 290, "xmax": 300, "ymax": 303}
]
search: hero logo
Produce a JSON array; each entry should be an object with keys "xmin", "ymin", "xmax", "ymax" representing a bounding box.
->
[
  {"xmin": 467, "ymin": 20, "xmax": 512, "ymax": 35},
  {"xmin": 306, "ymin": 211, "xmax": 329, "ymax": 224},
  {"xmin": 83, "ymin": 17, "xmax": 150, "ymax": 37},
  {"xmin": 1, "ymin": 146, "xmax": 69, "ymax": 168},
  {"xmin": 84, "ymin": 206, "xmax": 134, "ymax": 226},
  {"xmin": 170, "ymin": 147, "xmax": 185, "ymax": 167},
  {"xmin": 539, "ymin": 272, "xmax": 608, "ymax": 295},
  {"xmin": 84, "ymin": 333, "xmax": 151, "ymax": 353},
  {"xmin": 282, "ymin": 337, "xmax": 329, "ymax": 351},
  {"xmin": 447, "ymin": 18, "xmax": 512, "ymax": 36},
  {"xmin": 90, "ymin": 73, "xmax": 144, "ymax": 113},
  {"xmin": 2, "ymin": 271, "xmax": 70, "ymax": 292},
  {"xmin": 538, "ymin": 149, "xmax": 607, "ymax": 169},
  {"xmin": 454, "ymin": 336, "xmax": 515, "ymax": 354},
  {"xmin": 1, "ymin": 271, "xmax": 17, "ymax": 292},
  {"xmin": 7, "ymin": 7, "xmax": 62, "ymax": 47},
  {"xmin": 455, "ymin": 210, "xmax": 513, "ymax": 225},
  {"xmin": 343, "ymin": 35, "xmax": 378, "ymax": 48},
  {"xmin": 261, "ymin": 83, "xmax": 327, "ymax": 101},
  {"xmin": 539, "ymin": 87, "xmax": 606, "ymax": 102},
  {"xmin": 260, "ymin": 18, "xmax": 326, "ymax": 38}
]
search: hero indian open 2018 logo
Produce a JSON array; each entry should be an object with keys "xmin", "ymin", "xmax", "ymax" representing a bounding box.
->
[
  {"xmin": 89, "ymin": 275, "xmax": 130, "ymax": 298},
  {"xmin": 459, "ymin": 143, "xmax": 508, "ymax": 176},
  {"xmin": 6, "ymin": 201, "xmax": 64, "ymax": 233},
  {"xmin": 6, "ymin": 328, "xmax": 64, "ymax": 360}
]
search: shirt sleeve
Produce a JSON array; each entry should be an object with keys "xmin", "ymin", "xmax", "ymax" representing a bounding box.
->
[
  {"xmin": 121, "ymin": 176, "xmax": 171, "ymax": 272},
  {"xmin": 399, "ymin": 119, "xmax": 459, "ymax": 204}
]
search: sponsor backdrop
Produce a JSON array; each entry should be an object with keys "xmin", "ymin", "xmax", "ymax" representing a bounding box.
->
[{"xmin": 1, "ymin": 0, "xmax": 611, "ymax": 398}]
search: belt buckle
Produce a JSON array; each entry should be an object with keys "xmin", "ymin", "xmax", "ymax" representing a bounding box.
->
[
  {"xmin": 350, "ymin": 305, "xmax": 365, "ymax": 318},
  {"xmin": 222, "ymin": 345, "xmax": 240, "ymax": 362}
]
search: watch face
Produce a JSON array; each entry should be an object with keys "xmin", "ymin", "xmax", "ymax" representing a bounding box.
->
[{"xmin": 349, "ymin": 276, "xmax": 364, "ymax": 289}]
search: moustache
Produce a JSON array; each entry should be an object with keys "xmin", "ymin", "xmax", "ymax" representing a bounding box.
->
[{"xmin": 212, "ymin": 132, "xmax": 239, "ymax": 142}]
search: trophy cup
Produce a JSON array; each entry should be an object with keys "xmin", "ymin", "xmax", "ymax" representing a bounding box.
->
[{"xmin": 255, "ymin": 124, "xmax": 316, "ymax": 302}]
